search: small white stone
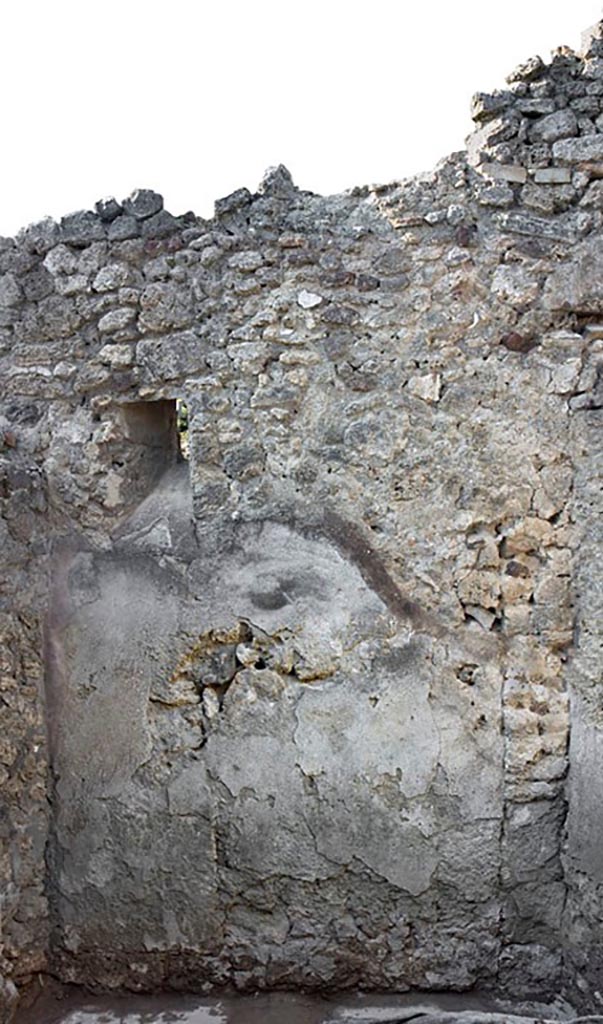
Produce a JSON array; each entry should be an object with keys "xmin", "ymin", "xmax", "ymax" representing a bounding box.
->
[
  {"xmin": 98, "ymin": 344, "xmax": 134, "ymax": 368},
  {"xmin": 407, "ymin": 372, "xmax": 442, "ymax": 404},
  {"xmin": 491, "ymin": 265, "xmax": 539, "ymax": 307},
  {"xmin": 54, "ymin": 274, "xmax": 88, "ymax": 296},
  {"xmin": 53, "ymin": 361, "xmax": 76, "ymax": 379},
  {"xmin": 297, "ymin": 289, "xmax": 322, "ymax": 309},
  {"xmin": 93, "ymin": 263, "xmax": 130, "ymax": 292},
  {"xmin": 236, "ymin": 643, "xmax": 259, "ymax": 667},
  {"xmin": 446, "ymin": 204, "xmax": 468, "ymax": 225},
  {"xmin": 202, "ymin": 688, "xmax": 220, "ymax": 719},
  {"xmin": 43, "ymin": 244, "xmax": 77, "ymax": 276},
  {"xmin": 446, "ymin": 247, "xmax": 472, "ymax": 266},
  {"xmin": 424, "ymin": 209, "xmax": 447, "ymax": 224},
  {"xmin": 548, "ymin": 359, "xmax": 582, "ymax": 394},
  {"xmin": 98, "ymin": 307, "xmax": 135, "ymax": 333},
  {"xmin": 464, "ymin": 605, "xmax": 497, "ymax": 631}
]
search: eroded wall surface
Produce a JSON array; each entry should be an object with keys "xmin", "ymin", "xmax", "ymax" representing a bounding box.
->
[{"xmin": 1, "ymin": 22, "xmax": 602, "ymax": 1018}]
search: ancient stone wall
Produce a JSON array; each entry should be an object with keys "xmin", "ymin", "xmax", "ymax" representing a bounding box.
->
[{"xmin": 1, "ymin": 21, "xmax": 602, "ymax": 1022}]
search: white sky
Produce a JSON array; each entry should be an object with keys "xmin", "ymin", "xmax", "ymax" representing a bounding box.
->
[{"xmin": 0, "ymin": 0, "xmax": 601, "ymax": 236}]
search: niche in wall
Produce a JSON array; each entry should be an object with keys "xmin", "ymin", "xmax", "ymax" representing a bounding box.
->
[{"xmin": 113, "ymin": 399, "xmax": 182, "ymax": 508}]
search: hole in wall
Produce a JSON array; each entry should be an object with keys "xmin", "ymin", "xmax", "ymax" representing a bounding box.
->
[
  {"xmin": 119, "ymin": 399, "xmax": 178, "ymax": 450},
  {"xmin": 115, "ymin": 399, "xmax": 183, "ymax": 507}
]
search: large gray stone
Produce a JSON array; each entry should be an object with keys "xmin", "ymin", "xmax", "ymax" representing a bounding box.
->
[
  {"xmin": 553, "ymin": 135, "xmax": 603, "ymax": 163},
  {"xmin": 543, "ymin": 239, "xmax": 603, "ymax": 310},
  {"xmin": 529, "ymin": 109, "xmax": 578, "ymax": 143}
]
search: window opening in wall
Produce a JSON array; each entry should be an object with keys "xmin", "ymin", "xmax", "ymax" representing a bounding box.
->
[
  {"xmin": 115, "ymin": 399, "xmax": 182, "ymax": 506},
  {"xmin": 176, "ymin": 398, "xmax": 190, "ymax": 461}
]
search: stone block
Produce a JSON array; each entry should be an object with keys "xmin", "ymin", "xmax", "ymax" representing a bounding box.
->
[
  {"xmin": 529, "ymin": 109, "xmax": 578, "ymax": 143},
  {"xmin": 60, "ymin": 211, "xmax": 106, "ymax": 246},
  {"xmin": 471, "ymin": 90, "xmax": 513, "ymax": 122},
  {"xmin": 0, "ymin": 273, "xmax": 22, "ymax": 307},
  {"xmin": 553, "ymin": 135, "xmax": 603, "ymax": 164},
  {"xmin": 506, "ymin": 55, "xmax": 545, "ymax": 83},
  {"xmin": 481, "ymin": 163, "xmax": 527, "ymax": 183},
  {"xmin": 123, "ymin": 189, "xmax": 164, "ymax": 220},
  {"xmin": 95, "ymin": 197, "xmax": 123, "ymax": 222},
  {"xmin": 533, "ymin": 167, "xmax": 571, "ymax": 184}
]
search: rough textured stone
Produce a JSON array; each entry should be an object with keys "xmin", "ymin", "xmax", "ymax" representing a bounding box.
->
[
  {"xmin": 95, "ymin": 197, "xmax": 123, "ymax": 222},
  {"xmin": 553, "ymin": 135, "xmax": 603, "ymax": 163},
  {"xmin": 97, "ymin": 307, "xmax": 136, "ymax": 333},
  {"xmin": 60, "ymin": 210, "xmax": 105, "ymax": 245},
  {"xmin": 529, "ymin": 109, "xmax": 578, "ymax": 143},
  {"xmin": 107, "ymin": 214, "xmax": 140, "ymax": 240},
  {"xmin": 543, "ymin": 239, "xmax": 603, "ymax": 310},
  {"xmin": 122, "ymin": 188, "xmax": 164, "ymax": 220},
  {"xmin": 471, "ymin": 91, "xmax": 513, "ymax": 121},
  {"xmin": 506, "ymin": 55, "xmax": 545, "ymax": 84},
  {"xmin": 491, "ymin": 265, "xmax": 540, "ymax": 307},
  {"xmin": 2, "ymin": 18, "xmax": 603, "ymax": 1024},
  {"xmin": 0, "ymin": 274, "xmax": 21, "ymax": 307}
]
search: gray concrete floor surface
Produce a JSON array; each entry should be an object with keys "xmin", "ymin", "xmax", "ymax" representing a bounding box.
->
[{"xmin": 13, "ymin": 988, "xmax": 577, "ymax": 1024}]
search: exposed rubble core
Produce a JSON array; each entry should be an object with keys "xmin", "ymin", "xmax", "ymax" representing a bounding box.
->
[{"xmin": 1, "ymin": 22, "xmax": 603, "ymax": 1024}]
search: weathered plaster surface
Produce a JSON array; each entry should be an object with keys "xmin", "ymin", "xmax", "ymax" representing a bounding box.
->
[{"xmin": 1, "ymin": 21, "xmax": 603, "ymax": 1023}]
